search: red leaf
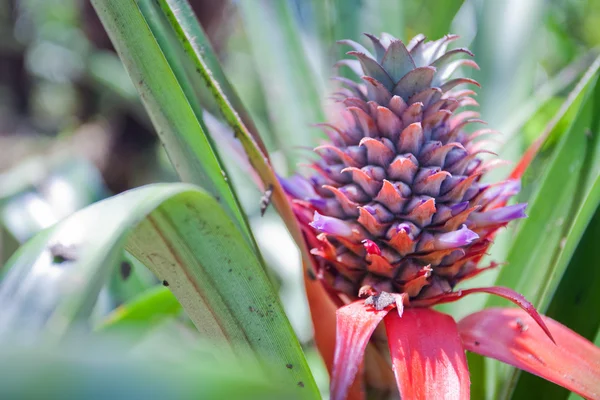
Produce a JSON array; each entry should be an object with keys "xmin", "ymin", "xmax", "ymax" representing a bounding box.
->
[
  {"xmin": 410, "ymin": 286, "xmax": 554, "ymax": 343},
  {"xmin": 458, "ymin": 308, "xmax": 600, "ymax": 399},
  {"xmin": 304, "ymin": 273, "xmax": 365, "ymax": 400},
  {"xmin": 331, "ymin": 300, "xmax": 392, "ymax": 400},
  {"xmin": 384, "ymin": 308, "xmax": 470, "ymax": 399}
]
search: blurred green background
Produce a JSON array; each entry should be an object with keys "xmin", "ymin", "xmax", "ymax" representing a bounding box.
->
[{"xmin": 1, "ymin": 0, "xmax": 599, "ymax": 398}]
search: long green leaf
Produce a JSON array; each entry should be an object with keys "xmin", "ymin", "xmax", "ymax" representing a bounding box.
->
[
  {"xmin": 152, "ymin": 0, "xmax": 317, "ymax": 276},
  {"xmin": 90, "ymin": 0, "xmax": 253, "ymax": 247},
  {"xmin": 0, "ymin": 341, "xmax": 299, "ymax": 400},
  {"xmin": 511, "ymin": 193, "xmax": 600, "ymax": 399},
  {"xmin": 152, "ymin": 0, "xmax": 271, "ymax": 171},
  {"xmin": 237, "ymin": 0, "xmax": 326, "ymax": 168},
  {"xmin": 487, "ymin": 63, "xmax": 600, "ymax": 400},
  {"xmin": 487, "ymin": 69, "xmax": 600, "ymax": 309},
  {"xmin": 151, "ymin": 0, "xmax": 267, "ymax": 156},
  {"xmin": 0, "ymin": 184, "xmax": 318, "ymax": 396}
]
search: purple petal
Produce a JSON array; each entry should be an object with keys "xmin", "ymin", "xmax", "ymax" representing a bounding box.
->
[
  {"xmin": 470, "ymin": 203, "xmax": 528, "ymax": 227},
  {"xmin": 450, "ymin": 201, "xmax": 470, "ymax": 215},
  {"xmin": 478, "ymin": 179, "xmax": 522, "ymax": 206},
  {"xmin": 434, "ymin": 224, "xmax": 479, "ymax": 250},
  {"xmin": 309, "ymin": 212, "xmax": 354, "ymax": 237},
  {"xmin": 280, "ymin": 174, "xmax": 317, "ymax": 200}
]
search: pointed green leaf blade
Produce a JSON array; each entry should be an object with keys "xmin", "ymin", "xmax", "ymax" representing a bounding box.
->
[
  {"xmin": 0, "ymin": 183, "xmax": 318, "ymax": 397},
  {"xmin": 90, "ymin": 0, "xmax": 253, "ymax": 247}
]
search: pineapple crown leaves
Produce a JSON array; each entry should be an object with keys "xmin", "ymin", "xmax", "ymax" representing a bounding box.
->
[
  {"xmin": 285, "ymin": 33, "xmax": 526, "ymax": 302},
  {"xmin": 334, "ymin": 33, "xmax": 480, "ymax": 100}
]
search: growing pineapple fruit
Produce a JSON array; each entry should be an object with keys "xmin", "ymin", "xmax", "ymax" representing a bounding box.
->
[{"xmin": 284, "ymin": 33, "xmax": 526, "ymax": 303}]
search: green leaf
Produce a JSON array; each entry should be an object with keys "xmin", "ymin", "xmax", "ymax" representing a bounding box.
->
[
  {"xmin": 99, "ymin": 286, "xmax": 182, "ymax": 332},
  {"xmin": 106, "ymin": 252, "xmax": 158, "ymax": 305},
  {"xmin": 328, "ymin": 0, "xmax": 364, "ymax": 79},
  {"xmin": 487, "ymin": 65, "xmax": 600, "ymax": 310},
  {"xmin": 363, "ymin": 1, "xmax": 404, "ymax": 39},
  {"xmin": 237, "ymin": 0, "xmax": 326, "ymax": 169},
  {"xmin": 150, "ymin": 0, "xmax": 316, "ymax": 276},
  {"xmin": 0, "ymin": 341, "xmax": 300, "ymax": 400},
  {"xmin": 0, "ymin": 183, "xmax": 318, "ymax": 396},
  {"xmin": 151, "ymin": 0, "xmax": 268, "ymax": 157},
  {"xmin": 151, "ymin": 0, "xmax": 272, "ymax": 183},
  {"xmin": 487, "ymin": 60, "xmax": 600, "ymax": 400},
  {"xmin": 90, "ymin": 0, "xmax": 253, "ymax": 247},
  {"xmin": 511, "ymin": 191, "xmax": 600, "ymax": 399}
]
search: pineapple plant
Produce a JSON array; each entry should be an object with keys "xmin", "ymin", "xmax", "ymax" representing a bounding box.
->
[
  {"xmin": 286, "ymin": 33, "xmax": 524, "ymax": 303},
  {"xmin": 3, "ymin": 1, "xmax": 600, "ymax": 399},
  {"xmin": 284, "ymin": 33, "xmax": 600, "ymax": 400}
]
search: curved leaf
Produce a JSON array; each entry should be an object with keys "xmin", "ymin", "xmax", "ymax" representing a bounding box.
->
[
  {"xmin": 459, "ymin": 308, "xmax": 600, "ymax": 399},
  {"xmin": 0, "ymin": 183, "xmax": 318, "ymax": 396},
  {"xmin": 385, "ymin": 308, "xmax": 470, "ymax": 400},
  {"xmin": 99, "ymin": 286, "xmax": 182, "ymax": 332}
]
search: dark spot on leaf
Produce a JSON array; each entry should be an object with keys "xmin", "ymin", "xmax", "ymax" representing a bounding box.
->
[
  {"xmin": 248, "ymin": 276, "xmax": 253, "ymax": 281},
  {"xmin": 297, "ymin": 381, "xmax": 304, "ymax": 388},
  {"xmin": 365, "ymin": 292, "xmax": 395, "ymax": 311},
  {"xmin": 286, "ymin": 364, "xmax": 293, "ymax": 369},
  {"xmin": 50, "ymin": 243, "xmax": 78, "ymax": 264},
  {"xmin": 249, "ymin": 306, "xmax": 254, "ymax": 312},
  {"xmin": 162, "ymin": 280, "xmax": 169, "ymax": 287},
  {"xmin": 228, "ymin": 268, "xmax": 232, "ymax": 273},
  {"xmin": 120, "ymin": 261, "xmax": 132, "ymax": 280}
]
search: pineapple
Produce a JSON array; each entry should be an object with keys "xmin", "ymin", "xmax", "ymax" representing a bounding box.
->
[{"xmin": 284, "ymin": 33, "xmax": 526, "ymax": 304}]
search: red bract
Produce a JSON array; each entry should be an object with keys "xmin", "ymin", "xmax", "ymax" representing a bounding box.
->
[
  {"xmin": 459, "ymin": 308, "xmax": 600, "ymax": 399},
  {"xmin": 385, "ymin": 308, "xmax": 470, "ymax": 400},
  {"xmin": 330, "ymin": 282, "xmax": 555, "ymax": 399},
  {"xmin": 282, "ymin": 32, "xmax": 600, "ymax": 399}
]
